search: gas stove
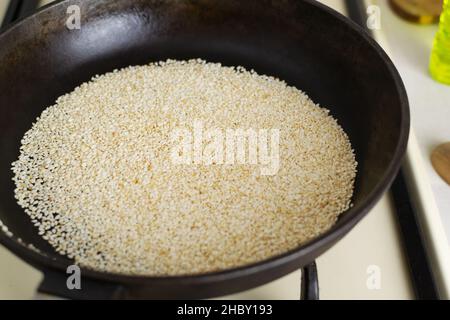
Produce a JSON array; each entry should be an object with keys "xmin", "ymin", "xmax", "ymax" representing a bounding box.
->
[{"xmin": 0, "ymin": 0, "xmax": 448, "ymax": 300}]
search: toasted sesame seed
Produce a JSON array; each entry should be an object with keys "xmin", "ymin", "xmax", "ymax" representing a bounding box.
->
[{"xmin": 11, "ymin": 59, "xmax": 356, "ymax": 275}]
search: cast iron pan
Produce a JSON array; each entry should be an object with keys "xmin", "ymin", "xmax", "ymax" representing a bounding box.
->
[{"xmin": 0, "ymin": 0, "xmax": 409, "ymax": 299}]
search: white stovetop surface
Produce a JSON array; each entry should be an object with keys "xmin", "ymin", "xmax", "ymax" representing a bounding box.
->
[
  {"xmin": 0, "ymin": 0, "xmax": 416, "ymax": 300},
  {"xmin": 367, "ymin": 0, "xmax": 450, "ymax": 298},
  {"xmin": 373, "ymin": 0, "xmax": 450, "ymax": 244}
]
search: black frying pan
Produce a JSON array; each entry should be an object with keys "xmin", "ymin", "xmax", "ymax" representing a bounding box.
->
[{"xmin": 0, "ymin": 0, "xmax": 409, "ymax": 299}]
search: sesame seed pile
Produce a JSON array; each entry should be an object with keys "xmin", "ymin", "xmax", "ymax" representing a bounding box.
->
[{"xmin": 11, "ymin": 59, "xmax": 357, "ymax": 275}]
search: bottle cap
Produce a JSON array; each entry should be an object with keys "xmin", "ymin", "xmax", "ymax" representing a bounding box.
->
[{"xmin": 389, "ymin": 0, "xmax": 443, "ymax": 24}]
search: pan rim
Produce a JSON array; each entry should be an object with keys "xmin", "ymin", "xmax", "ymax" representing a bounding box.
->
[{"xmin": 0, "ymin": 0, "xmax": 410, "ymax": 292}]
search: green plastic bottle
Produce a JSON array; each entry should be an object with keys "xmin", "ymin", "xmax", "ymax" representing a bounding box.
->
[{"xmin": 430, "ymin": 0, "xmax": 450, "ymax": 85}]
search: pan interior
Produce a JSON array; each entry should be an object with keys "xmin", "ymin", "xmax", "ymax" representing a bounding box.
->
[{"xmin": 0, "ymin": 0, "xmax": 404, "ymax": 264}]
